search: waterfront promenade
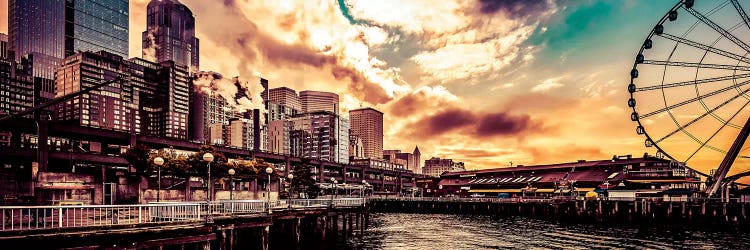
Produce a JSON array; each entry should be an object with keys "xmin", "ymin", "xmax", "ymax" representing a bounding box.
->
[{"xmin": 0, "ymin": 198, "xmax": 368, "ymax": 249}]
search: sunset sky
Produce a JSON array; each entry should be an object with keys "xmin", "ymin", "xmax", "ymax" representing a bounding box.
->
[{"xmin": 4, "ymin": 0, "xmax": 750, "ymax": 177}]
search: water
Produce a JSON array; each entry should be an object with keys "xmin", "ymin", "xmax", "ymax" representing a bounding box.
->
[{"xmin": 345, "ymin": 213, "xmax": 750, "ymax": 250}]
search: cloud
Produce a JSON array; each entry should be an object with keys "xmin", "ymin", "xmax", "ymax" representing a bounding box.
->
[
  {"xmin": 531, "ymin": 78, "xmax": 565, "ymax": 92},
  {"xmin": 386, "ymin": 85, "xmax": 459, "ymax": 118},
  {"xmin": 405, "ymin": 108, "xmax": 547, "ymax": 139},
  {"xmin": 345, "ymin": 0, "xmax": 557, "ymax": 84}
]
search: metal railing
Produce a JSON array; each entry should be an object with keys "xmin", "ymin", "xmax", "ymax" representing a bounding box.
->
[
  {"xmin": 1, "ymin": 203, "xmax": 202, "ymax": 231},
  {"xmin": 0, "ymin": 198, "xmax": 365, "ymax": 232},
  {"xmin": 368, "ymin": 197, "xmax": 553, "ymax": 203}
]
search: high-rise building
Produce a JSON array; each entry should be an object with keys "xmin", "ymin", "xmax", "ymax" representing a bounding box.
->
[
  {"xmin": 349, "ymin": 107, "xmax": 383, "ymax": 159},
  {"xmin": 349, "ymin": 135, "xmax": 364, "ymax": 159},
  {"xmin": 128, "ymin": 58, "xmax": 190, "ymax": 139},
  {"xmin": 423, "ymin": 157, "xmax": 465, "ymax": 177},
  {"xmin": 268, "ymin": 87, "xmax": 301, "ymax": 111},
  {"xmin": 9, "ymin": 0, "xmax": 129, "ymax": 79},
  {"xmin": 383, "ymin": 147, "xmax": 421, "ymax": 174},
  {"xmin": 300, "ymin": 90, "xmax": 339, "ymax": 114},
  {"xmin": 54, "ymin": 51, "xmax": 134, "ymax": 132},
  {"xmin": 189, "ymin": 71, "xmax": 235, "ymax": 142},
  {"xmin": 142, "ymin": 0, "xmax": 199, "ymax": 72},
  {"xmin": 0, "ymin": 33, "xmax": 9, "ymax": 59},
  {"xmin": 268, "ymin": 119, "xmax": 293, "ymax": 155},
  {"xmin": 288, "ymin": 111, "xmax": 348, "ymax": 163},
  {"xmin": 0, "ymin": 58, "xmax": 34, "ymax": 116}
]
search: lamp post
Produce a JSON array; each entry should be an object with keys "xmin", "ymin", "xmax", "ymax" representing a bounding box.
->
[
  {"xmin": 202, "ymin": 153, "xmax": 214, "ymax": 223},
  {"xmin": 287, "ymin": 173, "xmax": 294, "ymax": 209},
  {"xmin": 330, "ymin": 177, "xmax": 338, "ymax": 207},
  {"xmin": 228, "ymin": 168, "xmax": 235, "ymax": 200},
  {"xmin": 361, "ymin": 180, "xmax": 367, "ymax": 198},
  {"xmin": 265, "ymin": 167, "xmax": 273, "ymax": 214},
  {"xmin": 153, "ymin": 157, "xmax": 165, "ymax": 202}
]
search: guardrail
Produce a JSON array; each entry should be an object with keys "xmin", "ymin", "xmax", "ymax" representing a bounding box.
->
[{"xmin": 0, "ymin": 198, "xmax": 365, "ymax": 232}]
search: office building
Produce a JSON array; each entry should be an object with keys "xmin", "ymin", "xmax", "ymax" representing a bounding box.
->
[
  {"xmin": 383, "ymin": 146, "xmax": 422, "ymax": 174},
  {"xmin": 288, "ymin": 111, "xmax": 349, "ymax": 163},
  {"xmin": 0, "ymin": 58, "xmax": 34, "ymax": 116},
  {"xmin": 189, "ymin": 71, "xmax": 236, "ymax": 142},
  {"xmin": 423, "ymin": 157, "xmax": 465, "ymax": 177},
  {"xmin": 9, "ymin": 0, "xmax": 129, "ymax": 79},
  {"xmin": 54, "ymin": 51, "xmax": 134, "ymax": 132},
  {"xmin": 142, "ymin": 0, "xmax": 199, "ymax": 72},
  {"xmin": 0, "ymin": 33, "xmax": 8, "ymax": 59},
  {"xmin": 128, "ymin": 58, "xmax": 190, "ymax": 139},
  {"xmin": 300, "ymin": 90, "xmax": 339, "ymax": 114},
  {"xmin": 268, "ymin": 119, "xmax": 294, "ymax": 155},
  {"xmin": 349, "ymin": 135, "xmax": 364, "ymax": 159},
  {"xmin": 349, "ymin": 107, "xmax": 383, "ymax": 159},
  {"xmin": 268, "ymin": 87, "xmax": 301, "ymax": 111}
]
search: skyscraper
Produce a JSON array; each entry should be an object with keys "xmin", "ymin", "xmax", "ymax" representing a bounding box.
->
[
  {"xmin": 142, "ymin": 0, "xmax": 199, "ymax": 72},
  {"xmin": 0, "ymin": 33, "xmax": 9, "ymax": 59},
  {"xmin": 300, "ymin": 90, "xmax": 339, "ymax": 114},
  {"xmin": 349, "ymin": 107, "xmax": 383, "ymax": 160},
  {"xmin": 268, "ymin": 87, "xmax": 301, "ymax": 111},
  {"xmin": 9, "ymin": 0, "xmax": 129, "ymax": 79}
]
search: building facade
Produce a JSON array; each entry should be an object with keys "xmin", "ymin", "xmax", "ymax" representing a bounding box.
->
[
  {"xmin": 268, "ymin": 87, "xmax": 301, "ymax": 111},
  {"xmin": 54, "ymin": 51, "xmax": 134, "ymax": 132},
  {"xmin": 349, "ymin": 107, "xmax": 383, "ymax": 160},
  {"xmin": 299, "ymin": 90, "xmax": 339, "ymax": 114},
  {"xmin": 0, "ymin": 33, "xmax": 8, "ymax": 59},
  {"xmin": 288, "ymin": 111, "xmax": 349, "ymax": 164},
  {"xmin": 142, "ymin": 0, "xmax": 199, "ymax": 72},
  {"xmin": 423, "ymin": 157, "xmax": 465, "ymax": 177},
  {"xmin": 0, "ymin": 58, "xmax": 34, "ymax": 116},
  {"xmin": 9, "ymin": 0, "xmax": 129, "ymax": 79}
]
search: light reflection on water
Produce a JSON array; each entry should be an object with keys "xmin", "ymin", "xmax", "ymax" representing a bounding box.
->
[{"xmin": 344, "ymin": 213, "xmax": 750, "ymax": 250}]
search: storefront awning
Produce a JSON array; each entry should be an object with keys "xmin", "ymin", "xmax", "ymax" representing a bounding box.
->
[
  {"xmin": 468, "ymin": 189, "xmax": 522, "ymax": 193},
  {"xmin": 576, "ymin": 188, "xmax": 596, "ymax": 192},
  {"xmin": 535, "ymin": 188, "xmax": 555, "ymax": 193},
  {"xmin": 627, "ymin": 179, "xmax": 690, "ymax": 183}
]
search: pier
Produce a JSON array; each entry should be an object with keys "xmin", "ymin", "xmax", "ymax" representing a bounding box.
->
[
  {"xmin": 0, "ymin": 198, "xmax": 369, "ymax": 249},
  {"xmin": 369, "ymin": 197, "xmax": 750, "ymax": 226}
]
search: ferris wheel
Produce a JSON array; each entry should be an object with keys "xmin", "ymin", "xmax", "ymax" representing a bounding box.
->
[{"xmin": 628, "ymin": 0, "xmax": 750, "ymax": 196}]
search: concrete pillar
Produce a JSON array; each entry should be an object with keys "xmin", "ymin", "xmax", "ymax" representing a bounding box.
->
[
  {"xmin": 262, "ymin": 226, "xmax": 270, "ymax": 250},
  {"xmin": 294, "ymin": 218, "xmax": 301, "ymax": 250},
  {"xmin": 319, "ymin": 163, "xmax": 325, "ymax": 183},
  {"xmin": 38, "ymin": 120, "xmax": 49, "ymax": 172},
  {"xmin": 285, "ymin": 157, "xmax": 291, "ymax": 177},
  {"xmin": 343, "ymin": 166, "xmax": 348, "ymax": 184}
]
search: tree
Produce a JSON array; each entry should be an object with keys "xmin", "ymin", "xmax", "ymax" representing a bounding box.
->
[
  {"xmin": 122, "ymin": 144, "xmax": 152, "ymax": 174},
  {"xmin": 187, "ymin": 145, "xmax": 230, "ymax": 178},
  {"xmin": 292, "ymin": 159, "xmax": 319, "ymax": 198}
]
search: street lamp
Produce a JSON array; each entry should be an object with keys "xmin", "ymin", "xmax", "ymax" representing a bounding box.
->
[
  {"xmin": 265, "ymin": 167, "xmax": 273, "ymax": 214},
  {"xmin": 228, "ymin": 168, "xmax": 236, "ymax": 200},
  {"xmin": 287, "ymin": 173, "xmax": 294, "ymax": 209},
  {"xmin": 202, "ymin": 153, "xmax": 214, "ymax": 223},
  {"xmin": 153, "ymin": 157, "xmax": 165, "ymax": 202},
  {"xmin": 330, "ymin": 177, "xmax": 338, "ymax": 207},
  {"xmin": 361, "ymin": 180, "xmax": 368, "ymax": 198}
]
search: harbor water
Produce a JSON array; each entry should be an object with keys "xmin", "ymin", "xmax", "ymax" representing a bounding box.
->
[{"xmin": 342, "ymin": 213, "xmax": 750, "ymax": 250}]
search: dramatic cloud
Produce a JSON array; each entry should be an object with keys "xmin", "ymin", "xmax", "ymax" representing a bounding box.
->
[
  {"xmin": 531, "ymin": 78, "xmax": 565, "ymax": 92},
  {"xmin": 345, "ymin": 0, "xmax": 557, "ymax": 84},
  {"xmin": 405, "ymin": 108, "xmax": 546, "ymax": 139}
]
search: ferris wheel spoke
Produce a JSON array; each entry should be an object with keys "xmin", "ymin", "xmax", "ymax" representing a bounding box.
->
[
  {"xmin": 685, "ymin": 99, "xmax": 750, "ymax": 162},
  {"xmin": 683, "ymin": 6, "xmax": 750, "ymax": 54},
  {"xmin": 639, "ymin": 78, "xmax": 750, "ymax": 119},
  {"xmin": 730, "ymin": 0, "xmax": 750, "ymax": 31},
  {"xmin": 658, "ymin": 33, "xmax": 750, "ymax": 65},
  {"xmin": 655, "ymin": 86, "xmax": 750, "ymax": 143},
  {"xmin": 641, "ymin": 60, "xmax": 750, "ymax": 71},
  {"xmin": 636, "ymin": 72, "xmax": 750, "ymax": 92}
]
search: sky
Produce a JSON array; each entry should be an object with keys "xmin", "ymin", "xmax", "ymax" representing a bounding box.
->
[{"xmin": 5, "ymin": 0, "xmax": 750, "ymax": 177}]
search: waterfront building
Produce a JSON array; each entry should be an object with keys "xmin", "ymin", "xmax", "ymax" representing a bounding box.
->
[
  {"xmin": 423, "ymin": 157, "xmax": 465, "ymax": 177},
  {"xmin": 300, "ymin": 90, "xmax": 339, "ymax": 114},
  {"xmin": 349, "ymin": 107, "xmax": 383, "ymax": 160},
  {"xmin": 142, "ymin": 0, "xmax": 199, "ymax": 72},
  {"xmin": 384, "ymin": 147, "xmax": 422, "ymax": 174},
  {"xmin": 9, "ymin": 0, "xmax": 129, "ymax": 79},
  {"xmin": 438, "ymin": 155, "xmax": 701, "ymax": 199}
]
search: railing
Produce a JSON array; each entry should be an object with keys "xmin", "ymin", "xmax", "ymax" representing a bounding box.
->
[
  {"xmin": 369, "ymin": 197, "xmax": 553, "ymax": 203},
  {"xmin": 0, "ymin": 198, "xmax": 366, "ymax": 232},
  {"xmin": 0, "ymin": 203, "xmax": 202, "ymax": 231}
]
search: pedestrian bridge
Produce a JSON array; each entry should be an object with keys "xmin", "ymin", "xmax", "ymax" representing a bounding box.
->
[{"xmin": 0, "ymin": 198, "xmax": 365, "ymax": 232}]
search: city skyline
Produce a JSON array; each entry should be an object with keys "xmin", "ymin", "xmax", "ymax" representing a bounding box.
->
[{"xmin": 0, "ymin": 1, "xmax": 739, "ymax": 175}]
